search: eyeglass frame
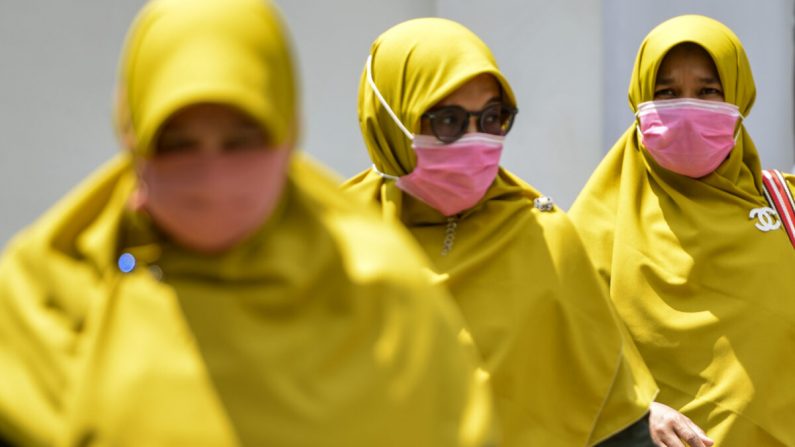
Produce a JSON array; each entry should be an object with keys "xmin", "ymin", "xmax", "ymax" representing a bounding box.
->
[{"xmin": 421, "ymin": 102, "xmax": 518, "ymax": 143}]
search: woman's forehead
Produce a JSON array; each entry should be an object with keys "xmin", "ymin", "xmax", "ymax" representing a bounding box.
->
[
  {"xmin": 434, "ymin": 74, "xmax": 502, "ymax": 107},
  {"xmin": 657, "ymin": 43, "xmax": 719, "ymax": 78}
]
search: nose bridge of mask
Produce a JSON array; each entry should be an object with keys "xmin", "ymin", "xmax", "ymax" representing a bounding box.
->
[
  {"xmin": 635, "ymin": 98, "xmax": 744, "ymax": 141},
  {"xmin": 636, "ymin": 98, "xmax": 744, "ymax": 119},
  {"xmin": 366, "ymin": 54, "xmax": 415, "ymax": 141}
]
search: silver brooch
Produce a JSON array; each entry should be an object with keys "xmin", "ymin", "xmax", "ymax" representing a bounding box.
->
[{"xmin": 534, "ymin": 196, "xmax": 554, "ymax": 212}]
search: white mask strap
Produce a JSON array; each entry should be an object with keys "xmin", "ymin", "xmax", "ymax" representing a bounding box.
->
[
  {"xmin": 734, "ymin": 113, "xmax": 745, "ymax": 142},
  {"xmin": 371, "ymin": 164, "xmax": 400, "ymax": 180},
  {"xmin": 366, "ymin": 54, "xmax": 414, "ymax": 141}
]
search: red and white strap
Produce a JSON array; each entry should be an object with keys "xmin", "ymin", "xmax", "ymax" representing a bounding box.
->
[{"xmin": 761, "ymin": 169, "xmax": 795, "ymax": 248}]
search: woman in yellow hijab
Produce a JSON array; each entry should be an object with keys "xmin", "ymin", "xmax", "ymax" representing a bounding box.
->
[
  {"xmin": 0, "ymin": 1, "xmax": 494, "ymax": 445},
  {"xmin": 570, "ymin": 15, "xmax": 795, "ymax": 446},
  {"xmin": 344, "ymin": 17, "xmax": 660, "ymax": 446}
]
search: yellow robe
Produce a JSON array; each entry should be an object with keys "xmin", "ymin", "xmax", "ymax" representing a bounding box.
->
[
  {"xmin": 570, "ymin": 15, "xmax": 795, "ymax": 446},
  {"xmin": 0, "ymin": 1, "xmax": 493, "ymax": 445},
  {"xmin": 345, "ymin": 17, "xmax": 658, "ymax": 446}
]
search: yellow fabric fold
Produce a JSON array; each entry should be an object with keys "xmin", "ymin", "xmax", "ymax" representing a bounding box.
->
[
  {"xmin": 570, "ymin": 15, "xmax": 795, "ymax": 446},
  {"xmin": 345, "ymin": 18, "xmax": 658, "ymax": 446},
  {"xmin": 0, "ymin": 1, "xmax": 493, "ymax": 445}
]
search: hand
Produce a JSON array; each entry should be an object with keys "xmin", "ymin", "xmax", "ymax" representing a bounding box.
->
[{"xmin": 649, "ymin": 402, "xmax": 714, "ymax": 447}]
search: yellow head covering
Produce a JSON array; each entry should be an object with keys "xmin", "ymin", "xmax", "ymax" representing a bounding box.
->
[
  {"xmin": 0, "ymin": 2, "xmax": 494, "ymax": 446},
  {"xmin": 117, "ymin": 0, "xmax": 297, "ymax": 156},
  {"xmin": 570, "ymin": 15, "xmax": 795, "ymax": 446},
  {"xmin": 359, "ymin": 17, "xmax": 516, "ymax": 176},
  {"xmin": 345, "ymin": 18, "xmax": 657, "ymax": 445}
]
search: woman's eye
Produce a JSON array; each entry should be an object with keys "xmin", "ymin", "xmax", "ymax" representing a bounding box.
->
[
  {"xmin": 439, "ymin": 115, "xmax": 458, "ymax": 127},
  {"xmin": 654, "ymin": 88, "xmax": 675, "ymax": 98},
  {"xmin": 225, "ymin": 129, "xmax": 266, "ymax": 151},
  {"xmin": 158, "ymin": 138, "xmax": 194, "ymax": 154},
  {"xmin": 701, "ymin": 87, "xmax": 723, "ymax": 97},
  {"xmin": 483, "ymin": 113, "xmax": 499, "ymax": 124}
]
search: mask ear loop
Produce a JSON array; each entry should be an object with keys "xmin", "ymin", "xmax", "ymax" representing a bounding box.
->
[
  {"xmin": 733, "ymin": 112, "xmax": 745, "ymax": 143},
  {"xmin": 371, "ymin": 164, "xmax": 400, "ymax": 180},
  {"xmin": 365, "ymin": 54, "xmax": 414, "ymax": 141},
  {"xmin": 366, "ymin": 54, "xmax": 415, "ymax": 180}
]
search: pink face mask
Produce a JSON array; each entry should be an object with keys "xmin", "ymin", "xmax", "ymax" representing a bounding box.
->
[
  {"xmin": 365, "ymin": 55, "xmax": 503, "ymax": 216},
  {"xmin": 131, "ymin": 148, "xmax": 291, "ymax": 253},
  {"xmin": 636, "ymin": 98, "xmax": 742, "ymax": 178},
  {"xmin": 377, "ymin": 133, "xmax": 503, "ymax": 216}
]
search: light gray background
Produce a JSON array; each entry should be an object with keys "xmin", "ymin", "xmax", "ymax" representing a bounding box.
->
[{"xmin": 2, "ymin": 0, "xmax": 793, "ymax": 246}]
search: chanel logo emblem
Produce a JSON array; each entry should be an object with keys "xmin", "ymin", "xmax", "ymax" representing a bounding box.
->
[{"xmin": 749, "ymin": 207, "xmax": 781, "ymax": 232}]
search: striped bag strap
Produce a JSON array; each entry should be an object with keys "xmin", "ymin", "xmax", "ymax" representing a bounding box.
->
[{"xmin": 761, "ymin": 168, "xmax": 795, "ymax": 248}]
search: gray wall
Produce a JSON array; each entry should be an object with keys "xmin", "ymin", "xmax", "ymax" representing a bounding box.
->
[
  {"xmin": 276, "ymin": 0, "xmax": 434, "ymax": 179},
  {"xmin": 438, "ymin": 0, "xmax": 604, "ymax": 212},
  {"xmin": 0, "ymin": 0, "xmax": 147, "ymax": 245},
  {"xmin": 2, "ymin": 1, "xmax": 793, "ymax": 246}
]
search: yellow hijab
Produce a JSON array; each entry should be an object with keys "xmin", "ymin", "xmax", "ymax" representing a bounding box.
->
[
  {"xmin": 0, "ymin": 2, "xmax": 493, "ymax": 446},
  {"xmin": 344, "ymin": 18, "xmax": 657, "ymax": 446},
  {"xmin": 569, "ymin": 15, "xmax": 795, "ymax": 446}
]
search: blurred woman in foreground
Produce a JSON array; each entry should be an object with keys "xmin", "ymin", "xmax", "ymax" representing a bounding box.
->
[{"xmin": 0, "ymin": 1, "xmax": 492, "ymax": 445}]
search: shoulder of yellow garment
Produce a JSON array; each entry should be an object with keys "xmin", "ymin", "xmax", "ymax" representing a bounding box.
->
[
  {"xmin": 340, "ymin": 167, "xmax": 380, "ymax": 202},
  {"xmin": 0, "ymin": 241, "xmax": 64, "ymax": 445},
  {"xmin": 0, "ymin": 156, "xmax": 127, "ymax": 445},
  {"xmin": 6, "ymin": 154, "xmax": 131, "ymax": 257},
  {"xmin": 291, "ymin": 152, "xmax": 439, "ymax": 283}
]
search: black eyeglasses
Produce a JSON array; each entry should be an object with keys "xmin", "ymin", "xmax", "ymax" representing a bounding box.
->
[{"xmin": 422, "ymin": 103, "xmax": 518, "ymax": 143}]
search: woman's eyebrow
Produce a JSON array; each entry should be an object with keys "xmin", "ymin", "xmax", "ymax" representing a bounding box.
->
[
  {"xmin": 235, "ymin": 118, "xmax": 262, "ymax": 129},
  {"xmin": 429, "ymin": 96, "xmax": 503, "ymax": 110},
  {"xmin": 655, "ymin": 76, "xmax": 674, "ymax": 85},
  {"xmin": 158, "ymin": 128, "xmax": 185, "ymax": 138}
]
